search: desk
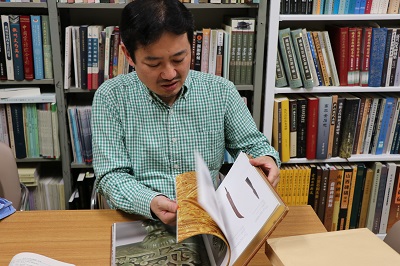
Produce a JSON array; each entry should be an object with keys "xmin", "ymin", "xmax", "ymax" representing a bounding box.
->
[{"xmin": 0, "ymin": 205, "xmax": 326, "ymax": 266}]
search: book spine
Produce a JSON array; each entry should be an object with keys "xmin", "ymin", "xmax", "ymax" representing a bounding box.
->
[
  {"xmin": 9, "ymin": 15, "xmax": 24, "ymax": 81},
  {"xmin": 30, "ymin": 15, "xmax": 44, "ymax": 80},
  {"xmin": 337, "ymin": 165, "xmax": 352, "ymax": 230},
  {"xmin": 279, "ymin": 28, "xmax": 303, "ymax": 88},
  {"xmin": 327, "ymin": 26, "xmax": 348, "ymax": 86},
  {"xmin": 347, "ymin": 164, "xmax": 364, "ymax": 229},
  {"xmin": 388, "ymin": 31, "xmax": 400, "ymax": 86},
  {"xmin": 316, "ymin": 95, "xmax": 332, "ymax": 159},
  {"xmin": 1, "ymin": 15, "xmax": 14, "ymax": 80},
  {"xmin": 378, "ymin": 162, "xmax": 396, "ymax": 234},
  {"xmin": 312, "ymin": 31, "xmax": 330, "ymax": 86},
  {"xmin": 347, "ymin": 27, "xmax": 357, "ymax": 86},
  {"xmin": 79, "ymin": 25, "xmax": 88, "ymax": 89},
  {"xmin": 387, "ymin": 164, "xmax": 400, "ymax": 232},
  {"xmin": 41, "ymin": 15, "xmax": 53, "ymax": 80},
  {"xmin": 10, "ymin": 103, "xmax": 27, "ymax": 159},
  {"xmin": 288, "ymin": 98, "xmax": 297, "ymax": 158},
  {"xmin": 375, "ymin": 97, "xmax": 395, "ymax": 154},
  {"xmin": 302, "ymin": 28, "xmax": 319, "ymax": 86},
  {"xmin": 291, "ymin": 28, "xmax": 314, "ymax": 88},
  {"xmin": 359, "ymin": 27, "xmax": 372, "ymax": 86},
  {"xmin": 215, "ymin": 29, "xmax": 224, "ymax": 78},
  {"xmin": 201, "ymin": 28, "xmax": 211, "ymax": 74},
  {"xmin": 87, "ymin": 25, "xmax": 93, "ymax": 90},
  {"xmin": 92, "ymin": 26, "xmax": 101, "ymax": 90},
  {"xmin": 306, "ymin": 96, "xmax": 319, "ymax": 159},
  {"xmin": 111, "ymin": 27, "xmax": 120, "ymax": 79},
  {"xmin": 356, "ymin": 97, "xmax": 372, "ymax": 154},
  {"xmin": 190, "ymin": 31, "xmax": 196, "ymax": 70},
  {"xmin": 296, "ymin": 98, "xmax": 307, "ymax": 158},
  {"xmin": 327, "ymin": 94, "xmax": 338, "ymax": 158},
  {"xmin": 368, "ymin": 28, "xmax": 388, "ymax": 87},
  {"xmin": 352, "ymin": 96, "xmax": 367, "ymax": 154},
  {"xmin": 331, "ymin": 165, "xmax": 344, "ymax": 231},
  {"xmin": 307, "ymin": 31, "xmax": 323, "ymax": 86},
  {"xmin": 338, "ymin": 96, "xmax": 360, "ymax": 159},
  {"xmin": 372, "ymin": 164, "xmax": 388, "ymax": 233},
  {"xmin": 366, "ymin": 162, "xmax": 382, "ymax": 230},
  {"xmin": 275, "ymin": 50, "xmax": 288, "ymax": 87},
  {"xmin": 358, "ymin": 168, "xmax": 374, "ymax": 228},
  {"xmin": 307, "ymin": 164, "xmax": 318, "ymax": 206},
  {"xmin": 380, "ymin": 29, "xmax": 394, "ymax": 87},
  {"xmin": 323, "ymin": 166, "xmax": 337, "ymax": 231},
  {"xmin": 19, "ymin": 15, "xmax": 34, "ymax": 81},
  {"xmin": 332, "ymin": 97, "xmax": 345, "ymax": 157},
  {"xmin": 0, "ymin": 18, "xmax": 7, "ymax": 80},
  {"xmin": 194, "ymin": 31, "xmax": 203, "ymax": 72},
  {"xmin": 245, "ymin": 20, "xmax": 255, "ymax": 85},
  {"xmin": 0, "ymin": 105, "xmax": 9, "ymax": 145}
]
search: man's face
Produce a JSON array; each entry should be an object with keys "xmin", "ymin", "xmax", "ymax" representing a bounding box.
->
[{"xmin": 128, "ymin": 32, "xmax": 191, "ymax": 106}]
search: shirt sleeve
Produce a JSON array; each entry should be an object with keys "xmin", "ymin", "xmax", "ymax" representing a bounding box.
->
[
  {"xmin": 223, "ymin": 82, "xmax": 281, "ymax": 167},
  {"xmin": 91, "ymin": 84, "xmax": 160, "ymax": 219}
]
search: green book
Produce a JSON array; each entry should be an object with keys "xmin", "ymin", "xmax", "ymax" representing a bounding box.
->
[
  {"xmin": 275, "ymin": 50, "xmax": 288, "ymax": 87},
  {"xmin": 41, "ymin": 15, "xmax": 53, "ymax": 80},
  {"xmin": 290, "ymin": 28, "xmax": 314, "ymax": 88}
]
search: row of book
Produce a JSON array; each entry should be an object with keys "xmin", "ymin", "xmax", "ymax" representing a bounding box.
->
[
  {"xmin": 0, "ymin": 93, "xmax": 60, "ymax": 159},
  {"xmin": 63, "ymin": 17, "xmax": 256, "ymax": 90},
  {"xmin": 0, "ymin": 15, "xmax": 53, "ymax": 81},
  {"xmin": 280, "ymin": 0, "xmax": 400, "ymax": 14},
  {"xmin": 0, "ymin": 0, "xmax": 46, "ymax": 2},
  {"xmin": 277, "ymin": 25, "xmax": 400, "ymax": 89},
  {"xmin": 278, "ymin": 161, "xmax": 400, "ymax": 235},
  {"xmin": 17, "ymin": 164, "xmax": 65, "ymax": 210},
  {"xmin": 57, "ymin": 0, "xmax": 259, "ymax": 3},
  {"xmin": 273, "ymin": 92, "xmax": 400, "ymax": 162}
]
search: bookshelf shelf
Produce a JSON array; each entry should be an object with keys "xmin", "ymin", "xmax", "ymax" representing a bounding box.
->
[
  {"xmin": 57, "ymin": 3, "xmax": 257, "ymax": 9},
  {"xmin": 275, "ymin": 86, "xmax": 400, "ymax": 94},
  {"xmin": 287, "ymin": 154, "xmax": 400, "ymax": 164},
  {"xmin": 0, "ymin": 79, "xmax": 54, "ymax": 85},
  {"xmin": 280, "ymin": 14, "xmax": 400, "ymax": 21},
  {"xmin": 16, "ymin": 158, "xmax": 61, "ymax": 163},
  {"xmin": 71, "ymin": 163, "xmax": 93, "ymax": 169},
  {"xmin": 0, "ymin": 3, "xmax": 47, "ymax": 8}
]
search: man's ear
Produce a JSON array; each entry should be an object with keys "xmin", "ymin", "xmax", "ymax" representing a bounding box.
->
[{"xmin": 121, "ymin": 42, "xmax": 135, "ymax": 67}]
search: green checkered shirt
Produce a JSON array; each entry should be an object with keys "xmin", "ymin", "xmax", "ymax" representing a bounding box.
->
[{"xmin": 92, "ymin": 70, "xmax": 280, "ymax": 219}]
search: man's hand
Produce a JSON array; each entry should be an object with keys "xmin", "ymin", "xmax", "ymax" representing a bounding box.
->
[
  {"xmin": 150, "ymin": 195, "xmax": 178, "ymax": 226},
  {"xmin": 249, "ymin": 156, "xmax": 280, "ymax": 188}
]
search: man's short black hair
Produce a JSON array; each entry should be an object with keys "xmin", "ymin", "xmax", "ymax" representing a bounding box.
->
[{"xmin": 120, "ymin": 0, "xmax": 194, "ymax": 63}]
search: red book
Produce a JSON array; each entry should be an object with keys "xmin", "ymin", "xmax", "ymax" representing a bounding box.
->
[
  {"xmin": 327, "ymin": 25, "xmax": 348, "ymax": 86},
  {"xmin": 359, "ymin": 27, "xmax": 372, "ymax": 87},
  {"xmin": 19, "ymin": 15, "xmax": 34, "ymax": 80},
  {"xmin": 348, "ymin": 27, "xmax": 357, "ymax": 86},
  {"xmin": 365, "ymin": 0, "xmax": 373, "ymax": 14},
  {"xmin": 305, "ymin": 95, "xmax": 319, "ymax": 160}
]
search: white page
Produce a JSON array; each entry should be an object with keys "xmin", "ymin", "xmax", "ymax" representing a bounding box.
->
[
  {"xmin": 9, "ymin": 252, "xmax": 75, "ymax": 266},
  {"xmin": 216, "ymin": 152, "xmax": 280, "ymax": 265}
]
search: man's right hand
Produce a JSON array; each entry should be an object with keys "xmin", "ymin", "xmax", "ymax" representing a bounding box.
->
[{"xmin": 150, "ymin": 195, "xmax": 178, "ymax": 226}]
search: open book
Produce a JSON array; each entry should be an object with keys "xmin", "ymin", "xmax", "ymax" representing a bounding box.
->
[{"xmin": 111, "ymin": 151, "xmax": 288, "ymax": 266}]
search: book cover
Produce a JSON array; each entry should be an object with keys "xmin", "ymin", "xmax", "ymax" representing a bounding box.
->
[
  {"xmin": 64, "ymin": 26, "xmax": 72, "ymax": 90},
  {"xmin": 331, "ymin": 95, "xmax": 345, "ymax": 158},
  {"xmin": 337, "ymin": 163, "xmax": 353, "ymax": 231},
  {"xmin": 41, "ymin": 15, "xmax": 53, "ymax": 80},
  {"xmin": 306, "ymin": 31, "xmax": 323, "ymax": 86},
  {"xmin": 301, "ymin": 28, "xmax": 319, "ymax": 86},
  {"xmin": 323, "ymin": 164, "xmax": 337, "ymax": 231},
  {"xmin": 365, "ymin": 162, "xmax": 383, "ymax": 231},
  {"xmin": 327, "ymin": 94, "xmax": 338, "ymax": 158},
  {"xmin": 278, "ymin": 28, "xmax": 303, "ymax": 88},
  {"xmin": 375, "ymin": 96, "xmax": 396, "ymax": 154},
  {"xmin": 338, "ymin": 93, "xmax": 360, "ymax": 159},
  {"xmin": 358, "ymin": 167, "xmax": 374, "ymax": 228},
  {"xmin": 201, "ymin": 28, "xmax": 211, "ymax": 74},
  {"xmin": 10, "ymin": 103, "xmax": 27, "ymax": 159},
  {"xmin": 79, "ymin": 25, "xmax": 88, "ymax": 89},
  {"xmin": 272, "ymin": 95, "xmax": 290, "ymax": 163},
  {"xmin": 30, "ymin": 15, "xmax": 44, "ymax": 80},
  {"xmin": 290, "ymin": 28, "xmax": 314, "ymax": 88},
  {"xmin": 311, "ymin": 31, "xmax": 330, "ymax": 86},
  {"xmin": 387, "ymin": 164, "xmax": 400, "ymax": 233},
  {"xmin": 315, "ymin": 94, "xmax": 332, "ymax": 159},
  {"xmin": 9, "ymin": 15, "xmax": 24, "ymax": 81},
  {"xmin": 380, "ymin": 28, "xmax": 394, "ymax": 87},
  {"xmin": 348, "ymin": 163, "xmax": 367, "ymax": 229},
  {"xmin": 372, "ymin": 163, "xmax": 388, "ymax": 233},
  {"xmin": 304, "ymin": 94, "xmax": 319, "ymax": 160},
  {"xmin": 331, "ymin": 164, "xmax": 344, "ymax": 231},
  {"xmin": 0, "ymin": 18, "xmax": 7, "ymax": 80},
  {"xmin": 293, "ymin": 94, "xmax": 307, "ymax": 158},
  {"xmin": 275, "ymin": 50, "xmax": 288, "ymax": 88},
  {"xmin": 379, "ymin": 162, "xmax": 397, "ymax": 234},
  {"xmin": 368, "ymin": 27, "xmax": 388, "ymax": 87},
  {"xmin": 362, "ymin": 95, "xmax": 381, "ymax": 154},
  {"xmin": 1, "ymin": 15, "xmax": 14, "ymax": 80},
  {"xmin": 359, "ymin": 26, "xmax": 372, "ymax": 86},
  {"xmin": 307, "ymin": 164, "xmax": 318, "ymax": 207},
  {"xmin": 287, "ymin": 96, "xmax": 297, "ymax": 158}
]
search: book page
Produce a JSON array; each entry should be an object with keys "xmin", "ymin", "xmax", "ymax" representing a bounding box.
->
[
  {"xmin": 200, "ymin": 152, "xmax": 281, "ymax": 265},
  {"xmin": 176, "ymin": 171, "xmax": 229, "ymax": 266},
  {"xmin": 9, "ymin": 252, "xmax": 75, "ymax": 266}
]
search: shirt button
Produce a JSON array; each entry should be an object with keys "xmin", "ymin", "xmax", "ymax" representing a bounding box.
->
[
  {"xmin": 170, "ymin": 110, "xmax": 174, "ymax": 115},
  {"xmin": 172, "ymin": 138, "xmax": 177, "ymax": 143},
  {"xmin": 174, "ymin": 164, "xmax": 179, "ymax": 169}
]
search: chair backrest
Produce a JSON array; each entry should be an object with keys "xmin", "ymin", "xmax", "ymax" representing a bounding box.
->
[
  {"xmin": 0, "ymin": 142, "xmax": 22, "ymax": 210},
  {"xmin": 384, "ymin": 220, "xmax": 400, "ymax": 254}
]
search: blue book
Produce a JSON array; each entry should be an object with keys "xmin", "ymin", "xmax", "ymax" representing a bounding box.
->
[
  {"xmin": 333, "ymin": 0, "xmax": 340, "ymax": 14},
  {"xmin": 68, "ymin": 107, "xmax": 83, "ymax": 164},
  {"xmin": 30, "ymin": 15, "xmax": 44, "ymax": 80},
  {"xmin": 324, "ymin": 0, "xmax": 335, "ymax": 14},
  {"xmin": 338, "ymin": 0, "xmax": 347, "ymax": 14},
  {"xmin": 354, "ymin": 0, "xmax": 362, "ymax": 13},
  {"xmin": 307, "ymin": 32, "xmax": 323, "ymax": 86},
  {"xmin": 368, "ymin": 28, "xmax": 388, "ymax": 87},
  {"xmin": 9, "ymin": 15, "xmax": 24, "ymax": 81},
  {"xmin": 359, "ymin": 0, "xmax": 367, "ymax": 14},
  {"xmin": 348, "ymin": 0, "xmax": 357, "ymax": 13},
  {"xmin": 375, "ymin": 96, "xmax": 395, "ymax": 155}
]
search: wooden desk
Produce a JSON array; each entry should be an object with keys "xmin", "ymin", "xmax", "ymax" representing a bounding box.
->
[{"xmin": 0, "ymin": 205, "xmax": 326, "ymax": 266}]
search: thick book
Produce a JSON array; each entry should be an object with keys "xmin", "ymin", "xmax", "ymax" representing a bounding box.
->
[
  {"xmin": 30, "ymin": 15, "xmax": 44, "ymax": 80},
  {"xmin": 304, "ymin": 94, "xmax": 319, "ymax": 160},
  {"xmin": 338, "ymin": 93, "xmax": 360, "ymax": 159},
  {"xmin": 19, "ymin": 15, "xmax": 34, "ymax": 81},
  {"xmin": 348, "ymin": 163, "xmax": 367, "ymax": 229},
  {"xmin": 278, "ymin": 28, "xmax": 303, "ymax": 88},
  {"xmin": 9, "ymin": 15, "xmax": 24, "ymax": 81},
  {"xmin": 368, "ymin": 27, "xmax": 388, "ymax": 87},
  {"xmin": 111, "ymin": 152, "xmax": 288, "ymax": 266},
  {"xmin": 315, "ymin": 94, "xmax": 332, "ymax": 159},
  {"xmin": 331, "ymin": 95, "xmax": 345, "ymax": 158},
  {"xmin": 266, "ymin": 228, "xmax": 400, "ymax": 266},
  {"xmin": 378, "ymin": 162, "xmax": 397, "ymax": 234},
  {"xmin": 272, "ymin": 95, "xmax": 290, "ymax": 163},
  {"xmin": 290, "ymin": 28, "xmax": 314, "ymax": 88}
]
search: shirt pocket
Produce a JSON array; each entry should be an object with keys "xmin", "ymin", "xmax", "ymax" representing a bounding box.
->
[{"xmin": 194, "ymin": 128, "xmax": 225, "ymax": 171}]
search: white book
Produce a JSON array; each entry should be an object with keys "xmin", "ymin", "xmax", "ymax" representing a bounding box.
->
[
  {"xmin": 208, "ymin": 29, "xmax": 218, "ymax": 75},
  {"xmin": 0, "ymin": 93, "xmax": 56, "ymax": 104},
  {"xmin": 317, "ymin": 31, "xmax": 333, "ymax": 86},
  {"xmin": 378, "ymin": 162, "xmax": 397, "ymax": 234},
  {"xmin": 370, "ymin": 0, "xmax": 381, "ymax": 14},
  {"xmin": 222, "ymin": 26, "xmax": 231, "ymax": 80},
  {"xmin": 0, "ymin": 105, "xmax": 9, "ymax": 146},
  {"xmin": 1, "ymin": 15, "xmax": 14, "ymax": 81},
  {"xmin": 366, "ymin": 162, "xmax": 383, "ymax": 230},
  {"xmin": 322, "ymin": 31, "xmax": 339, "ymax": 86},
  {"xmin": 91, "ymin": 25, "xmax": 104, "ymax": 89},
  {"xmin": 0, "ymin": 87, "xmax": 41, "ymax": 99},
  {"xmin": 9, "ymin": 252, "xmax": 74, "ymax": 266},
  {"xmin": 362, "ymin": 97, "xmax": 380, "ymax": 154},
  {"xmin": 104, "ymin": 26, "xmax": 115, "ymax": 81},
  {"xmin": 64, "ymin": 26, "xmax": 73, "ymax": 90},
  {"xmin": 71, "ymin": 26, "xmax": 81, "ymax": 89},
  {"xmin": 379, "ymin": 0, "xmax": 390, "ymax": 14},
  {"xmin": 385, "ymin": 28, "xmax": 397, "ymax": 87},
  {"xmin": 87, "ymin": 25, "xmax": 94, "ymax": 90}
]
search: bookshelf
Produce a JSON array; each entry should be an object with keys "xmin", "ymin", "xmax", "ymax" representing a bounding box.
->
[
  {"xmin": 263, "ymin": 2, "xmax": 400, "ymax": 163},
  {"xmin": 263, "ymin": 3, "xmax": 400, "ymax": 234},
  {"xmin": 0, "ymin": 1, "xmax": 267, "ymax": 208}
]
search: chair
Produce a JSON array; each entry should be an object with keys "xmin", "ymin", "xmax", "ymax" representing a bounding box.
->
[
  {"xmin": 0, "ymin": 142, "xmax": 29, "ymax": 211},
  {"xmin": 90, "ymin": 184, "xmax": 110, "ymax": 209},
  {"xmin": 384, "ymin": 220, "xmax": 400, "ymax": 254}
]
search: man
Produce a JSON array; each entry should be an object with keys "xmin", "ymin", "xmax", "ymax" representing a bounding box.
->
[{"xmin": 92, "ymin": 0, "xmax": 280, "ymax": 226}]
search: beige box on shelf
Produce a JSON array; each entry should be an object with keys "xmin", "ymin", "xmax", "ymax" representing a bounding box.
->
[{"xmin": 266, "ymin": 228, "xmax": 400, "ymax": 266}]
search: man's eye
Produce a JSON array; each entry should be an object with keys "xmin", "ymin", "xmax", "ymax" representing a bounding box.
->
[
  {"xmin": 147, "ymin": 63, "xmax": 160, "ymax": 68},
  {"xmin": 173, "ymin": 58, "xmax": 184, "ymax": 64}
]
